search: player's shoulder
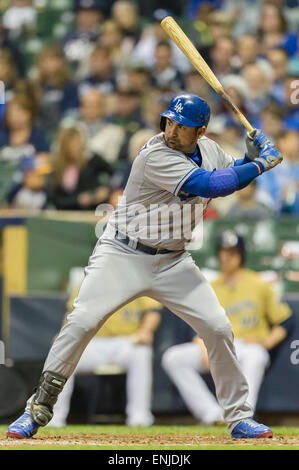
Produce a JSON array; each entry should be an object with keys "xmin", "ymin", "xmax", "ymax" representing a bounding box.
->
[{"xmin": 198, "ymin": 135, "xmax": 228, "ymax": 155}]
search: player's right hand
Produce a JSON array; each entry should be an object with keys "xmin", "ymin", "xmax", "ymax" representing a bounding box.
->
[{"xmin": 254, "ymin": 143, "xmax": 283, "ymax": 172}]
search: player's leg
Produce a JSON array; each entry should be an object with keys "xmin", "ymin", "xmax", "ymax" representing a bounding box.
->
[
  {"xmin": 162, "ymin": 342, "xmax": 223, "ymax": 424},
  {"xmin": 7, "ymin": 240, "xmax": 153, "ymax": 436},
  {"xmin": 234, "ymin": 340, "xmax": 270, "ymax": 411},
  {"xmin": 152, "ymin": 252, "xmax": 253, "ymax": 433}
]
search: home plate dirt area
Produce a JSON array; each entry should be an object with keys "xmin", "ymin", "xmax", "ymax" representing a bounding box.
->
[{"xmin": 1, "ymin": 426, "xmax": 299, "ymax": 449}]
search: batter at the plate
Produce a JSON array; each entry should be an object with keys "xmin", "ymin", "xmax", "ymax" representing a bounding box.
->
[{"xmin": 6, "ymin": 92, "xmax": 283, "ymax": 439}]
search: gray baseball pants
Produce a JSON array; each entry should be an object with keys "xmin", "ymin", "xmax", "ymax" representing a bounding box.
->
[{"xmin": 37, "ymin": 238, "xmax": 253, "ymax": 431}]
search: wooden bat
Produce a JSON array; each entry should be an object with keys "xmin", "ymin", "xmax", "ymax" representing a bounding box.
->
[{"xmin": 161, "ymin": 16, "xmax": 253, "ymax": 133}]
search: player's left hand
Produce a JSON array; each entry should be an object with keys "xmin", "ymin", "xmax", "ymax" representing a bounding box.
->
[
  {"xmin": 255, "ymin": 143, "xmax": 283, "ymax": 172},
  {"xmin": 245, "ymin": 129, "xmax": 272, "ymax": 160}
]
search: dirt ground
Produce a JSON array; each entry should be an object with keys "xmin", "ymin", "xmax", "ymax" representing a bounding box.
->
[{"xmin": 1, "ymin": 433, "xmax": 299, "ymax": 447}]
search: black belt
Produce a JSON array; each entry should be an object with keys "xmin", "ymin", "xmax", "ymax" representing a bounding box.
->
[{"xmin": 115, "ymin": 231, "xmax": 176, "ymax": 255}]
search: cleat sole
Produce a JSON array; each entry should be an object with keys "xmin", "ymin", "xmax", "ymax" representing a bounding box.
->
[
  {"xmin": 257, "ymin": 430, "xmax": 273, "ymax": 438},
  {"xmin": 6, "ymin": 431, "xmax": 29, "ymax": 439}
]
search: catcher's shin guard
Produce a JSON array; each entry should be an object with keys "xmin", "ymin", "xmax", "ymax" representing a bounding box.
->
[{"xmin": 31, "ymin": 371, "xmax": 67, "ymax": 426}]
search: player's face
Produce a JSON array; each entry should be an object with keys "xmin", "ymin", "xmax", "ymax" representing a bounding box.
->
[
  {"xmin": 218, "ymin": 248, "xmax": 242, "ymax": 274},
  {"xmin": 164, "ymin": 118, "xmax": 205, "ymax": 153}
]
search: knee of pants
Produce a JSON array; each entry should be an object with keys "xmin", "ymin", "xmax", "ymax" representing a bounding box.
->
[
  {"xmin": 66, "ymin": 307, "xmax": 106, "ymax": 333},
  {"xmin": 204, "ymin": 314, "xmax": 233, "ymax": 341}
]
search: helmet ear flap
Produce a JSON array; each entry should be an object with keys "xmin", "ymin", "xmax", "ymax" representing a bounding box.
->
[{"xmin": 160, "ymin": 116, "xmax": 166, "ymax": 132}]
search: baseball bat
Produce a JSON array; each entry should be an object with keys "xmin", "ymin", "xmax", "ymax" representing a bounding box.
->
[{"xmin": 161, "ymin": 16, "xmax": 254, "ymax": 133}]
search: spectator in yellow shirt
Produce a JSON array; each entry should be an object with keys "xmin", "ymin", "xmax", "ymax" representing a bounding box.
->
[
  {"xmin": 49, "ymin": 290, "xmax": 161, "ymax": 427},
  {"xmin": 162, "ymin": 230, "xmax": 293, "ymax": 424}
]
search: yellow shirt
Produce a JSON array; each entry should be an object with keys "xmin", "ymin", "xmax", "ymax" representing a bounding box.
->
[
  {"xmin": 211, "ymin": 269, "xmax": 291, "ymax": 342},
  {"xmin": 67, "ymin": 289, "xmax": 162, "ymax": 337}
]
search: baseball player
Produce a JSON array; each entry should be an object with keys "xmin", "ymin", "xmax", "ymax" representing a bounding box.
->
[
  {"xmin": 7, "ymin": 93, "xmax": 283, "ymax": 439},
  {"xmin": 49, "ymin": 294, "xmax": 162, "ymax": 428},
  {"xmin": 162, "ymin": 230, "xmax": 293, "ymax": 424}
]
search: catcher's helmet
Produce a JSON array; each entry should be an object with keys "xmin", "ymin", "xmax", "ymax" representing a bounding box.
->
[
  {"xmin": 216, "ymin": 230, "xmax": 246, "ymax": 266},
  {"xmin": 160, "ymin": 93, "xmax": 210, "ymax": 131}
]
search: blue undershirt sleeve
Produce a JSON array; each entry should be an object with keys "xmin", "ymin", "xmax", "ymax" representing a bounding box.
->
[
  {"xmin": 234, "ymin": 154, "xmax": 252, "ymax": 166},
  {"xmin": 180, "ymin": 161, "xmax": 263, "ymax": 198}
]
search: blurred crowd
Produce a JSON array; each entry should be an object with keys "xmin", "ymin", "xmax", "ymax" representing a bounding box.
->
[{"xmin": 0, "ymin": 0, "xmax": 299, "ymax": 217}]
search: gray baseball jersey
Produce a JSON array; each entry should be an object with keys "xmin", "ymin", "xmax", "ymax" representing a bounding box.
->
[{"xmin": 103, "ymin": 133, "xmax": 235, "ymax": 251}]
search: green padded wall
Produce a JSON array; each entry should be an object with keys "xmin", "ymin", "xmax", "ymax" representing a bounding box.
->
[{"xmin": 27, "ymin": 217, "xmax": 97, "ymax": 292}]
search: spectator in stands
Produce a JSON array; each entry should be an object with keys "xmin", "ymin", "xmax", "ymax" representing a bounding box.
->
[
  {"xmin": 2, "ymin": 0, "xmax": 36, "ymax": 40},
  {"xmin": 242, "ymin": 63, "xmax": 273, "ymax": 126},
  {"xmin": 162, "ymin": 231, "xmax": 293, "ymax": 424},
  {"xmin": 133, "ymin": 9, "xmax": 191, "ymax": 74},
  {"xmin": 1, "ymin": 153, "xmax": 51, "ymax": 210},
  {"xmin": 0, "ymin": 19, "xmax": 25, "ymax": 76},
  {"xmin": 226, "ymin": 180, "xmax": 274, "ymax": 221},
  {"xmin": 33, "ymin": 44, "xmax": 79, "ymax": 137},
  {"xmin": 48, "ymin": 126, "xmax": 113, "ymax": 211},
  {"xmin": 99, "ymin": 19, "xmax": 124, "ymax": 66},
  {"xmin": 76, "ymin": 89, "xmax": 107, "ymax": 138},
  {"xmin": 258, "ymin": 2, "xmax": 298, "ymax": 57},
  {"xmin": 257, "ymin": 130, "xmax": 299, "ymax": 214},
  {"xmin": 267, "ymin": 48, "xmax": 290, "ymax": 106},
  {"xmin": 235, "ymin": 34, "xmax": 273, "ymax": 78},
  {"xmin": 49, "ymin": 291, "xmax": 162, "ymax": 427},
  {"xmin": 60, "ymin": 0, "xmax": 105, "ymax": 77},
  {"xmin": 108, "ymin": 87, "xmax": 146, "ymax": 131},
  {"xmin": 206, "ymin": 9, "xmax": 233, "ymax": 44},
  {"xmin": 209, "ymin": 36, "xmax": 237, "ymax": 82},
  {"xmin": 67, "ymin": 88, "xmax": 127, "ymax": 165},
  {"xmin": 151, "ymin": 40, "xmax": 185, "ymax": 90},
  {"xmin": 123, "ymin": 60, "xmax": 151, "ymax": 96},
  {"xmin": 259, "ymin": 103, "xmax": 285, "ymax": 142},
  {"xmin": 111, "ymin": 1, "xmax": 142, "ymax": 55},
  {"xmin": 0, "ymin": 93, "xmax": 50, "ymax": 208},
  {"xmin": 0, "ymin": 48, "xmax": 19, "ymax": 103},
  {"xmin": 236, "ymin": 35, "xmax": 261, "ymax": 68},
  {"xmin": 78, "ymin": 44, "xmax": 117, "ymax": 96},
  {"xmin": 105, "ymin": 86, "xmax": 147, "ymax": 161},
  {"xmin": 0, "ymin": 94, "xmax": 50, "ymax": 163},
  {"xmin": 143, "ymin": 89, "xmax": 175, "ymax": 133}
]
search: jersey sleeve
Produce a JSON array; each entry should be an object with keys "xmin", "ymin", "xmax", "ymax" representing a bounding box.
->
[
  {"xmin": 144, "ymin": 149, "xmax": 198, "ymax": 196},
  {"xmin": 263, "ymin": 282, "xmax": 292, "ymax": 326}
]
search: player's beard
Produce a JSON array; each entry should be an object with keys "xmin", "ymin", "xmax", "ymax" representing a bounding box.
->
[{"xmin": 165, "ymin": 137, "xmax": 183, "ymax": 151}]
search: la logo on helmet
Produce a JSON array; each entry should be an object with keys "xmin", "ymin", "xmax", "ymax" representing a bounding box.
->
[{"xmin": 174, "ymin": 99, "xmax": 183, "ymax": 113}]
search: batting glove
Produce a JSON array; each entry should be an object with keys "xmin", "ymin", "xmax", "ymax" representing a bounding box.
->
[
  {"xmin": 245, "ymin": 129, "xmax": 272, "ymax": 161},
  {"xmin": 254, "ymin": 143, "xmax": 283, "ymax": 172}
]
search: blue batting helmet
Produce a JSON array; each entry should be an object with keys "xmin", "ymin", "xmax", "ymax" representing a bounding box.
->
[{"xmin": 160, "ymin": 93, "xmax": 211, "ymax": 131}]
